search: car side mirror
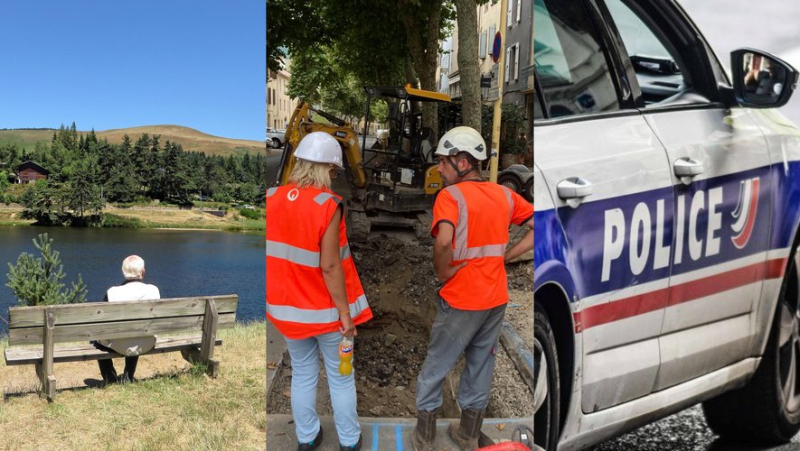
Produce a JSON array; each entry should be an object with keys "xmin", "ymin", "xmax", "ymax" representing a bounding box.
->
[{"xmin": 731, "ymin": 48, "xmax": 798, "ymax": 108}]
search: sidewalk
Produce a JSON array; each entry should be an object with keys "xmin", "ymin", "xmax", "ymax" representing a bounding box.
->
[
  {"xmin": 266, "ymin": 320, "xmax": 287, "ymax": 406},
  {"xmin": 267, "ymin": 414, "xmax": 533, "ymax": 450}
]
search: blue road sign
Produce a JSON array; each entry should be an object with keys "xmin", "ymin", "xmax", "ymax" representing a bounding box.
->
[{"xmin": 492, "ymin": 32, "xmax": 502, "ymax": 63}]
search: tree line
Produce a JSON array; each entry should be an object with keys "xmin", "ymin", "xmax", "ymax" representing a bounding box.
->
[{"xmin": 0, "ymin": 123, "xmax": 267, "ymax": 225}]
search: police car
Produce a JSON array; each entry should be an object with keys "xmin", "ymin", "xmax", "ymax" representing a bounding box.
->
[{"xmin": 533, "ymin": 0, "xmax": 800, "ymax": 449}]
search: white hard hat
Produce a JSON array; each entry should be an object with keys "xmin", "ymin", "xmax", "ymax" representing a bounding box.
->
[
  {"xmin": 435, "ymin": 126, "xmax": 487, "ymax": 161},
  {"xmin": 294, "ymin": 132, "xmax": 344, "ymax": 168}
]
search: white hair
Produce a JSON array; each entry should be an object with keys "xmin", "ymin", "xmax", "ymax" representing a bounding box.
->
[{"xmin": 122, "ymin": 255, "xmax": 145, "ymax": 280}]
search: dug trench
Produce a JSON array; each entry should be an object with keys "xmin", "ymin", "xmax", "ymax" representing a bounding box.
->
[{"xmin": 267, "ymin": 229, "xmax": 534, "ymax": 419}]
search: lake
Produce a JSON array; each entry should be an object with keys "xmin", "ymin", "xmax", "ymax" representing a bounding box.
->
[{"xmin": 0, "ymin": 226, "xmax": 265, "ymax": 335}]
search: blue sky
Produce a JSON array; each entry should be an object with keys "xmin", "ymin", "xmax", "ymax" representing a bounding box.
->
[{"xmin": 0, "ymin": 1, "xmax": 265, "ymax": 141}]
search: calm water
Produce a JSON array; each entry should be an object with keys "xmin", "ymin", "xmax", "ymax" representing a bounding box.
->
[{"xmin": 0, "ymin": 226, "xmax": 265, "ymax": 334}]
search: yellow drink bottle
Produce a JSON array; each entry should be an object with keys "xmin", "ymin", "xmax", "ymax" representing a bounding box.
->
[{"xmin": 339, "ymin": 337, "xmax": 354, "ymax": 376}]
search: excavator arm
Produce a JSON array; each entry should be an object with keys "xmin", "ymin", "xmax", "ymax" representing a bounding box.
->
[{"xmin": 275, "ymin": 101, "xmax": 367, "ymax": 189}]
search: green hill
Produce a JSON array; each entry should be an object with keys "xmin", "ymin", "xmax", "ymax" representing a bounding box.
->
[{"xmin": 0, "ymin": 125, "xmax": 264, "ymax": 156}]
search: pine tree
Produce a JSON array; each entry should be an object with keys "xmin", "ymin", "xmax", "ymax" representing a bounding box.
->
[{"xmin": 6, "ymin": 233, "xmax": 87, "ymax": 306}]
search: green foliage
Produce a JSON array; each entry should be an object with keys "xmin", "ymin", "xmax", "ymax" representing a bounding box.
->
[
  {"xmin": 102, "ymin": 214, "xmax": 145, "ymax": 228},
  {"xmin": 480, "ymin": 103, "xmax": 528, "ymax": 154},
  {"xmin": 1, "ymin": 122, "xmax": 268, "ymax": 226},
  {"xmin": 6, "ymin": 233, "xmax": 87, "ymax": 306},
  {"xmin": 238, "ymin": 208, "xmax": 263, "ymax": 220}
]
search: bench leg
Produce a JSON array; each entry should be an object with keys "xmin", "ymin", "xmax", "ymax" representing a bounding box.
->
[
  {"xmin": 207, "ymin": 358, "xmax": 220, "ymax": 378},
  {"xmin": 180, "ymin": 347, "xmax": 220, "ymax": 378},
  {"xmin": 43, "ymin": 375, "xmax": 56, "ymax": 402},
  {"xmin": 200, "ymin": 299, "xmax": 219, "ymax": 378},
  {"xmin": 41, "ymin": 309, "xmax": 57, "ymax": 402}
]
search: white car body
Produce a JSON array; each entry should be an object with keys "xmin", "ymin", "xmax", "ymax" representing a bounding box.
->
[{"xmin": 533, "ymin": 0, "xmax": 800, "ymax": 449}]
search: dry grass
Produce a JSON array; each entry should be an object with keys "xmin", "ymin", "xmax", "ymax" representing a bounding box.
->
[
  {"xmin": 106, "ymin": 207, "xmax": 264, "ymax": 231},
  {"xmin": 0, "ymin": 205, "xmax": 263, "ymax": 231},
  {"xmin": 0, "ymin": 321, "xmax": 267, "ymax": 451},
  {"xmin": 0, "ymin": 208, "xmax": 32, "ymax": 226},
  {"xmin": 0, "ymin": 126, "xmax": 265, "ymax": 157}
]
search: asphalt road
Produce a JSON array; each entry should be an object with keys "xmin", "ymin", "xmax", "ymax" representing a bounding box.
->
[
  {"xmin": 592, "ymin": 405, "xmax": 800, "ymax": 450},
  {"xmin": 591, "ymin": 3, "xmax": 800, "ymax": 449}
]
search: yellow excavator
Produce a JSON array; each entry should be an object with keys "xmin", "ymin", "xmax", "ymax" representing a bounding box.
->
[{"xmin": 275, "ymin": 85, "xmax": 451, "ymax": 239}]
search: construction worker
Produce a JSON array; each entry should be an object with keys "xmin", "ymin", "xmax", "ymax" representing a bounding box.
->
[
  {"xmin": 267, "ymin": 132, "xmax": 373, "ymax": 451},
  {"xmin": 412, "ymin": 126, "xmax": 534, "ymax": 451}
]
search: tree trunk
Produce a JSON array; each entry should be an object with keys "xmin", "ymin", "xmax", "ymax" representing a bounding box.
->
[
  {"xmin": 420, "ymin": 1, "xmax": 443, "ymax": 141},
  {"xmin": 454, "ymin": 0, "xmax": 481, "ymax": 132},
  {"xmin": 399, "ymin": 0, "xmax": 444, "ymax": 141}
]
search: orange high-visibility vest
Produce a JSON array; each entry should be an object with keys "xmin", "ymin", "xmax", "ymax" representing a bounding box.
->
[
  {"xmin": 432, "ymin": 181, "xmax": 534, "ymax": 310},
  {"xmin": 266, "ymin": 184, "xmax": 372, "ymax": 339}
]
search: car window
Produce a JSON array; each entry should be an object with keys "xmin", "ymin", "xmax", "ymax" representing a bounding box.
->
[
  {"xmin": 534, "ymin": 85, "xmax": 545, "ymax": 120},
  {"xmin": 603, "ymin": 0, "xmax": 692, "ymax": 106},
  {"xmin": 533, "ymin": 0, "xmax": 621, "ymax": 119}
]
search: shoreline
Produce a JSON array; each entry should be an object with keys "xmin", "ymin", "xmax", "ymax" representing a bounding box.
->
[{"xmin": 0, "ymin": 206, "xmax": 264, "ymax": 232}]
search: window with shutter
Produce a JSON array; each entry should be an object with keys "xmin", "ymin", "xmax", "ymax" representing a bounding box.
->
[
  {"xmin": 515, "ymin": 44, "xmax": 520, "ymax": 80},
  {"xmin": 479, "ymin": 31, "xmax": 487, "ymax": 59},
  {"xmin": 516, "ymin": 0, "xmax": 522, "ymax": 22},
  {"xmin": 505, "ymin": 47, "xmax": 511, "ymax": 82},
  {"xmin": 488, "ymin": 25, "xmax": 496, "ymax": 55},
  {"xmin": 507, "ymin": 0, "xmax": 513, "ymax": 27}
]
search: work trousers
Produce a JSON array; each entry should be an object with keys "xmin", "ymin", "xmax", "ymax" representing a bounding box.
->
[
  {"xmin": 416, "ymin": 297, "xmax": 507, "ymax": 412},
  {"xmin": 284, "ymin": 331, "xmax": 361, "ymax": 447}
]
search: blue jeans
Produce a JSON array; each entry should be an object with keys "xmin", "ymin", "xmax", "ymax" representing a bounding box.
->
[{"xmin": 284, "ymin": 331, "xmax": 361, "ymax": 447}]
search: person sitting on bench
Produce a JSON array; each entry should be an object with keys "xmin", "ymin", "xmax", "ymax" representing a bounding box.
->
[{"xmin": 93, "ymin": 255, "xmax": 160, "ymax": 384}]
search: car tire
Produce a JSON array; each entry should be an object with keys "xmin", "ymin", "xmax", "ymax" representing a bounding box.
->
[
  {"xmin": 498, "ymin": 173, "xmax": 522, "ymax": 195},
  {"xmin": 523, "ymin": 177, "xmax": 533, "ymax": 203},
  {"xmin": 271, "ymin": 138, "xmax": 281, "ymax": 149},
  {"xmin": 534, "ymin": 304, "xmax": 560, "ymax": 451},
  {"xmin": 702, "ymin": 249, "xmax": 800, "ymax": 443}
]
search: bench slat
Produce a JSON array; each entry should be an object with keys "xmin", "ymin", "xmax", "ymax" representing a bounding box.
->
[
  {"xmin": 8, "ymin": 312, "xmax": 236, "ymax": 346},
  {"xmin": 9, "ymin": 295, "xmax": 238, "ymax": 328},
  {"xmin": 5, "ymin": 336, "xmax": 224, "ymax": 365}
]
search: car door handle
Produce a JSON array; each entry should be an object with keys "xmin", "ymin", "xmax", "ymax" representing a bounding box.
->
[
  {"xmin": 673, "ymin": 157, "xmax": 704, "ymax": 184},
  {"xmin": 557, "ymin": 177, "xmax": 593, "ymax": 201}
]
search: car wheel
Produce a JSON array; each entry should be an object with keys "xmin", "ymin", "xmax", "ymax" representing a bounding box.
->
[
  {"xmin": 534, "ymin": 304, "xmax": 560, "ymax": 451},
  {"xmin": 498, "ymin": 173, "xmax": 522, "ymax": 195},
  {"xmin": 272, "ymin": 138, "xmax": 281, "ymax": 149},
  {"xmin": 523, "ymin": 177, "xmax": 533, "ymax": 203},
  {"xmin": 702, "ymin": 247, "xmax": 800, "ymax": 443}
]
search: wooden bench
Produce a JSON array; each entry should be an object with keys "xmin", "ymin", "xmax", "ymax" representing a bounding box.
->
[{"xmin": 4, "ymin": 294, "xmax": 238, "ymax": 401}]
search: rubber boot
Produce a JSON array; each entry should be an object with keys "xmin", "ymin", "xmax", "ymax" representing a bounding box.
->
[
  {"xmin": 448, "ymin": 408, "xmax": 494, "ymax": 450},
  {"xmin": 412, "ymin": 409, "xmax": 438, "ymax": 451}
]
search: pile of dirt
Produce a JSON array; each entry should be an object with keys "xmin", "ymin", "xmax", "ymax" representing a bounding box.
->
[{"xmin": 267, "ymin": 233, "xmax": 533, "ymax": 419}]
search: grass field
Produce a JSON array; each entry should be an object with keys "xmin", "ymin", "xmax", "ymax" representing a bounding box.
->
[
  {"xmin": 0, "ymin": 205, "xmax": 265, "ymax": 232},
  {"xmin": 0, "ymin": 321, "xmax": 267, "ymax": 451},
  {"xmin": 0, "ymin": 125, "xmax": 265, "ymax": 157},
  {"xmin": 105, "ymin": 207, "xmax": 264, "ymax": 232}
]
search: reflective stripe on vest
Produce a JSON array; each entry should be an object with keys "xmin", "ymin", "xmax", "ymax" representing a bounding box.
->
[
  {"xmin": 267, "ymin": 294, "xmax": 369, "ymax": 324},
  {"xmin": 267, "ymin": 240, "xmax": 319, "ymax": 267},
  {"xmin": 267, "ymin": 240, "xmax": 352, "ymax": 267},
  {"xmin": 447, "ymin": 185, "xmax": 510, "ymax": 260},
  {"xmin": 501, "ymin": 186, "xmax": 514, "ymax": 223},
  {"xmin": 314, "ymin": 192, "xmax": 341, "ymax": 205}
]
